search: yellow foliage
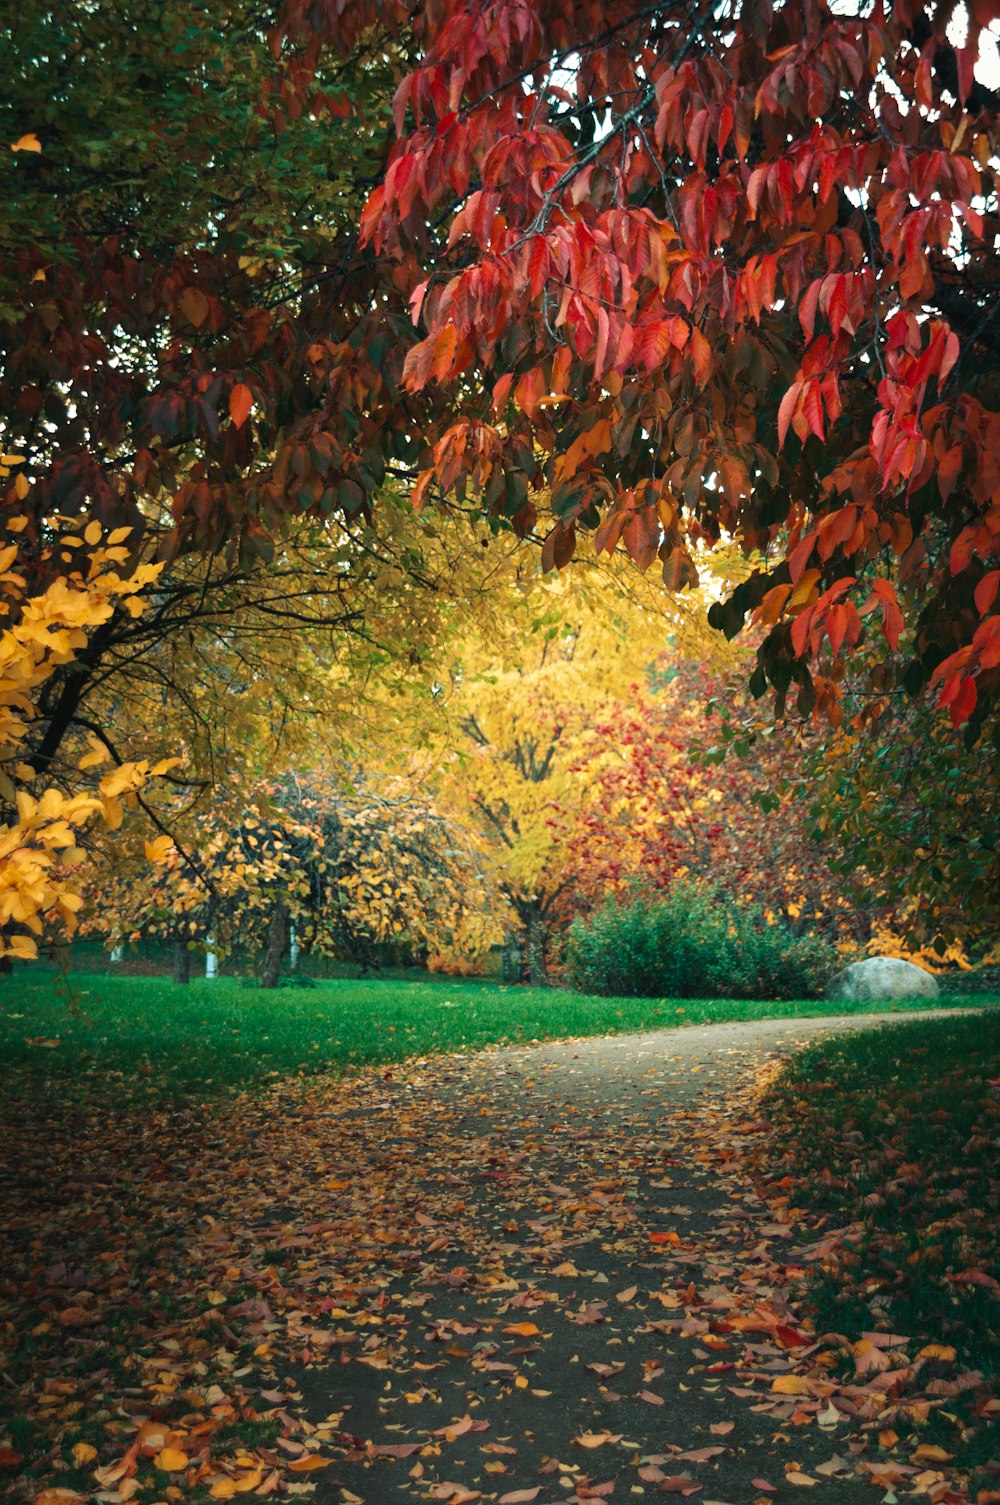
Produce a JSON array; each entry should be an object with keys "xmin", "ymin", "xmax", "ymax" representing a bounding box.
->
[
  {"xmin": 865, "ymin": 923, "xmax": 971, "ymax": 974},
  {"xmin": 0, "ymin": 464, "xmax": 170, "ymax": 958}
]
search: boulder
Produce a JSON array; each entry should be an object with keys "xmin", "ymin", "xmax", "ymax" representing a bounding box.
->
[{"xmin": 826, "ymin": 955, "xmax": 940, "ymax": 1004}]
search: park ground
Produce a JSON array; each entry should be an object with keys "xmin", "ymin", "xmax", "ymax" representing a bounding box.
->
[{"xmin": 1, "ymin": 975, "xmax": 998, "ymax": 1505}]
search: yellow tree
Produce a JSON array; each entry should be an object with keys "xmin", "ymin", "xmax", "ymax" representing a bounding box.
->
[
  {"xmin": 0, "ymin": 451, "xmax": 180, "ymax": 961},
  {"xmin": 434, "ymin": 556, "xmax": 741, "ymax": 981}
]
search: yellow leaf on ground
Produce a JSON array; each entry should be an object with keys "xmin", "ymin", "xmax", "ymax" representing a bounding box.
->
[
  {"xmin": 288, "ymin": 1455, "xmax": 331, "ymax": 1472},
  {"xmin": 11, "ymin": 133, "xmax": 42, "ymax": 152},
  {"xmin": 156, "ymin": 1448, "xmax": 189, "ymax": 1472},
  {"xmin": 912, "ymin": 1445, "xmax": 952, "ymax": 1463},
  {"xmin": 71, "ymin": 1444, "xmax": 97, "ymax": 1466},
  {"xmin": 771, "ymin": 1375, "xmax": 811, "ymax": 1395},
  {"xmin": 917, "ymin": 1345, "xmax": 956, "ymax": 1363}
]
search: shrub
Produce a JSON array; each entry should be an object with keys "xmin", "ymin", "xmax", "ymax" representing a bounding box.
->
[{"xmin": 565, "ymin": 883, "xmax": 835, "ymax": 1000}]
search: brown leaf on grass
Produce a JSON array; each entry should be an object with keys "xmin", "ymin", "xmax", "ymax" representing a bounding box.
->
[
  {"xmin": 567, "ymin": 1303, "xmax": 607, "ymax": 1325},
  {"xmin": 573, "ymin": 1431, "xmax": 620, "ymax": 1449},
  {"xmin": 678, "ymin": 1447, "xmax": 725, "ymax": 1462},
  {"xmin": 497, "ymin": 1491, "xmax": 541, "ymax": 1504},
  {"xmin": 432, "ymin": 1415, "xmax": 489, "ymax": 1442},
  {"xmin": 709, "ymin": 1422, "xmax": 734, "ymax": 1436},
  {"xmin": 616, "ymin": 1284, "xmax": 638, "ymax": 1303}
]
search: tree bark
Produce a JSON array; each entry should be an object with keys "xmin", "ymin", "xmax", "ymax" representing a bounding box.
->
[
  {"xmin": 172, "ymin": 938, "xmax": 191, "ymax": 985},
  {"xmin": 501, "ymin": 933, "xmax": 522, "ymax": 983},
  {"xmin": 525, "ymin": 902, "xmax": 548, "ymax": 986},
  {"xmin": 261, "ymin": 900, "xmax": 288, "ymax": 988}
]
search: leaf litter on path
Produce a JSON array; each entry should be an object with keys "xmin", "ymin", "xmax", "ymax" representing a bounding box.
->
[{"xmin": 0, "ymin": 1019, "xmax": 993, "ymax": 1504}]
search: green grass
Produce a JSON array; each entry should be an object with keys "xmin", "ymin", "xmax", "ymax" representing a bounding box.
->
[
  {"xmin": 0, "ymin": 966, "xmax": 992, "ymax": 1108},
  {"xmin": 757, "ymin": 1010, "xmax": 1000, "ymax": 1473}
]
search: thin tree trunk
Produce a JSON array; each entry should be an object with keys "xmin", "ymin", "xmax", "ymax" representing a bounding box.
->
[
  {"xmin": 501, "ymin": 933, "xmax": 522, "ymax": 983},
  {"xmin": 261, "ymin": 900, "xmax": 288, "ymax": 988},
  {"xmin": 525, "ymin": 902, "xmax": 548, "ymax": 986},
  {"xmin": 172, "ymin": 938, "xmax": 191, "ymax": 985}
]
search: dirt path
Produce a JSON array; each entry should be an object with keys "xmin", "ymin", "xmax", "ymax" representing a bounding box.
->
[
  {"xmin": 274, "ymin": 1013, "xmax": 950, "ymax": 1504},
  {"xmin": 4, "ymin": 1010, "xmax": 969, "ymax": 1505}
]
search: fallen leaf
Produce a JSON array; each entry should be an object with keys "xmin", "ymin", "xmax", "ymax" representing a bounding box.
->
[
  {"xmin": 155, "ymin": 1449, "xmax": 189, "ymax": 1473},
  {"xmin": 770, "ymin": 1375, "xmax": 810, "ymax": 1395},
  {"xmin": 498, "ymin": 1491, "xmax": 541, "ymax": 1504},
  {"xmin": 911, "ymin": 1445, "xmax": 952, "ymax": 1463},
  {"xmin": 288, "ymin": 1455, "xmax": 331, "ymax": 1472}
]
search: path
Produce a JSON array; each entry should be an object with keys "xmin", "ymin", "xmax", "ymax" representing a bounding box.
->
[{"xmin": 248, "ymin": 1013, "xmax": 949, "ymax": 1504}]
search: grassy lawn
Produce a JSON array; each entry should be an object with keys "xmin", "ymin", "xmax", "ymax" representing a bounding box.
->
[
  {"xmin": 0, "ymin": 965, "xmax": 993, "ymax": 1107},
  {"xmin": 755, "ymin": 1009, "xmax": 1000, "ymax": 1472}
]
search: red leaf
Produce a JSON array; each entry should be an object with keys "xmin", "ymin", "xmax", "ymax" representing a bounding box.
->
[
  {"xmin": 974, "ymin": 571, "xmax": 1000, "ymax": 617},
  {"xmin": 948, "ymin": 674, "xmax": 978, "ymax": 728},
  {"xmin": 229, "ymin": 383, "xmax": 253, "ymax": 429}
]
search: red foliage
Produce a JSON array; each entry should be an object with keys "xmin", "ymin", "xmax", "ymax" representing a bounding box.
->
[
  {"xmin": 561, "ymin": 664, "xmax": 871, "ymax": 939},
  {"xmin": 361, "ymin": 0, "xmax": 1000, "ymax": 732}
]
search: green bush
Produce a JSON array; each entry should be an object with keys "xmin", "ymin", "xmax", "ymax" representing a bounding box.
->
[{"xmin": 565, "ymin": 883, "xmax": 835, "ymax": 999}]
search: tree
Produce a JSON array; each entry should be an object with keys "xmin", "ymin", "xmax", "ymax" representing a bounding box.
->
[
  {"xmin": 0, "ymin": 452, "xmax": 177, "ymax": 959},
  {"xmin": 433, "ymin": 561, "xmax": 723, "ymax": 980},
  {"xmin": 0, "ymin": 6, "xmax": 430, "ymax": 800},
  {"xmin": 563, "ymin": 660, "xmax": 873, "ymax": 942},
  {"xmin": 362, "ymin": 0, "xmax": 1000, "ymax": 739},
  {"xmin": 83, "ymin": 766, "xmax": 497, "ymax": 985},
  {"xmin": 801, "ymin": 687, "xmax": 1000, "ymax": 954}
]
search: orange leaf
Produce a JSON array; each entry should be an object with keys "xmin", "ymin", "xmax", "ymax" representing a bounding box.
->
[
  {"xmin": 287, "ymin": 1455, "xmax": 331, "ymax": 1472},
  {"xmin": 229, "ymin": 384, "xmax": 253, "ymax": 429},
  {"xmin": 155, "ymin": 1448, "xmax": 189, "ymax": 1472}
]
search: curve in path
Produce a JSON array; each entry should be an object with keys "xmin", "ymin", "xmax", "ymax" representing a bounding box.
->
[{"xmin": 247, "ymin": 1012, "xmax": 956, "ymax": 1505}]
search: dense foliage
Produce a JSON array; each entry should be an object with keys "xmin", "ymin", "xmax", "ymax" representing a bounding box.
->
[{"xmin": 565, "ymin": 883, "xmax": 836, "ymax": 999}]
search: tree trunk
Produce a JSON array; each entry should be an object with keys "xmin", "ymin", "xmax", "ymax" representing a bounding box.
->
[
  {"xmin": 501, "ymin": 933, "xmax": 522, "ymax": 983},
  {"xmin": 525, "ymin": 902, "xmax": 548, "ymax": 986},
  {"xmin": 172, "ymin": 938, "xmax": 191, "ymax": 985},
  {"xmin": 261, "ymin": 900, "xmax": 288, "ymax": 988}
]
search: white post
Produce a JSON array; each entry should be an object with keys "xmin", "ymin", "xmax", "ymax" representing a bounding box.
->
[
  {"xmin": 110, "ymin": 944, "xmax": 124, "ymax": 963},
  {"xmin": 205, "ymin": 935, "xmax": 218, "ymax": 979},
  {"xmin": 289, "ymin": 924, "xmax": 300, "ymax": 971}
]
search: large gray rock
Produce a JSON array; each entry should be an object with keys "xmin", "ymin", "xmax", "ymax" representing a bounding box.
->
[{"xmin": 826, "ymin": 955, "xmax": 940, "ymax": 1003}]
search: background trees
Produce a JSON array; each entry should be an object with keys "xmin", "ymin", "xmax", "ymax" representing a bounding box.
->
[{"xmin": 4, "ymin": 2, "xmax": 998, "ymax": 970}]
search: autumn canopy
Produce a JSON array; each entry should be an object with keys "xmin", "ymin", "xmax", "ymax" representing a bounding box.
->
[{"xmin": 0, "ymin": 0, "xmax": 998, "ymax": 963}]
